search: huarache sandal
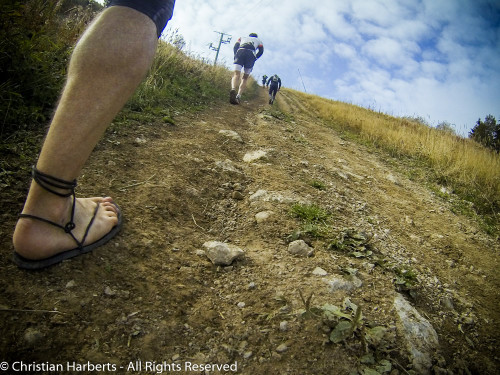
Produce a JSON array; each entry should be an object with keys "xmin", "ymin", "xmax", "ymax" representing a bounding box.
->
[{"xmin": 13, "ymin": 167, "xmax": 122, "ymax": 270}]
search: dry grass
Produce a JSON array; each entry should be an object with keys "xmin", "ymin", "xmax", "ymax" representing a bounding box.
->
[{"xmin": 289, "ymin": 90, "xmax": 499, "ymax": 224}]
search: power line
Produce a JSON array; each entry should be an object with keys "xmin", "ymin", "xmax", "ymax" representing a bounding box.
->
[{"xmin": 209, "ymin": 31, "xmax": 232, "ymax": 66}]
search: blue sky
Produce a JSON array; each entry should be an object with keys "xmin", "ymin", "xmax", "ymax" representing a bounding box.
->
[{"xmin": 97, "ymin": 0, "xmax": 500, "ymax": 136}]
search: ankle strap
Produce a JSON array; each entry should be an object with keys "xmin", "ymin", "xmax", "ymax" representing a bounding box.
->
[{"xmin": 32, "ymin": 166, "xmax": 77, "ymax": 197}]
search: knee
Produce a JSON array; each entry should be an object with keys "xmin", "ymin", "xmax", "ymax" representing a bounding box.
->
[{"xmin": 242, "ymin": 73, "xmax": 250, "ymax": 80}]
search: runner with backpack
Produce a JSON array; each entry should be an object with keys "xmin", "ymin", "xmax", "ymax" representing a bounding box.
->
[{"xmin": 266, "ymin": 74, "xmax": 281, "ymax": 104}]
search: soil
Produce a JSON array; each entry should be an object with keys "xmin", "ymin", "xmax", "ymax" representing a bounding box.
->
[{"xmin": 0, "ymin": 88, "xmax": 499, "ymax": 375}]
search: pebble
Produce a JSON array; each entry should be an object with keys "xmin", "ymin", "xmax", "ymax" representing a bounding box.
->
[
  {"xmin": 288, "ymin": 240, "xmax": 314, "ymax": 257},
  {"xmin": 237, "ymin": 302, "xmax": 246, "ymax": 308},
  {"xmin": 23, "ymin": 328, "xmax": 43, "ymax": 345},
  {"xmin": 104, "ymin": 286, "xmax": 116, "ymax": 296},
  {"xmin": 312, "ymin": 267, "xmax": 327, "ymax": 276},
  {"xmin": 66, "ymin": 280, "xmax": 76, "ymax": 288},
  {"xmin": 279, "ymin": 321, "xmax": 288, "ymax": 331},
  {"xmin": 232, "ymin": 191, "xmax": 245, "ymax": 200},
  {"xmin": 276, "ymin": 343, "xmax": 288, "ymax": 353},
  {"xmin": 255, "ymin": 211, "xmax": 274, "ymax": 223}
]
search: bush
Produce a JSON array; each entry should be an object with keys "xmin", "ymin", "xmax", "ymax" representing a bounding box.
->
[{"xmin": 0, "ymin": 0, "xmax": 101, "ymax": 139}]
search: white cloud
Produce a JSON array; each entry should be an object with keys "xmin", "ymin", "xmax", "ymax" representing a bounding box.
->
[{"xmin": 91, "ymin": 0, "xmax": 499, "ymax": 135}]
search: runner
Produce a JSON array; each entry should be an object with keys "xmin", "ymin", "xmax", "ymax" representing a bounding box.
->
[
  {"xmin": 266, "ymin": 74, "xmax": 281, "ymax": 105},
  {"xmin": 230, "ymin": 33, "xmax": 264, "ymax": 104},
  {"xmin": 262, "ymin": 74, "xmax": 268, "ymax": 87}
]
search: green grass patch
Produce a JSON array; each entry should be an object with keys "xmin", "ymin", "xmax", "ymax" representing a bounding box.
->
[
  {"xmin": 291, "ymin": 203, "xmax": 329, "ymax": 222},
  {"xmin": 309, "ymin": 180, "xmax": 327, "ymax": 190}
]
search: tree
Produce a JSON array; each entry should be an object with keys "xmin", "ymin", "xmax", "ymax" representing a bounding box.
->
[
  {"xmin": 469, "ymin": 115, "xmax": 500, "ymax": 152},
  {"xmin": 436, "ymin": 121, "xmax": 456, "ymax": 135}
]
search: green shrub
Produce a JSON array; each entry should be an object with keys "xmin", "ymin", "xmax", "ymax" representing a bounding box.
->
[{"xmin": 0, "ymin": 0, "xmax": 100, "ymax": 138}]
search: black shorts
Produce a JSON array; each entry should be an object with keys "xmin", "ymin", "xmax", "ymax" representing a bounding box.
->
[
  {"xmin": 108, "ymin": 0, "xmax": 175, "ymax": 38},
  {"xmin": 269, "ymin": 84, "xmax": 279, "ymax": 96},
  {"xmin": 233, "ymin": 49, "xmax": 256, "ymax": 70}
]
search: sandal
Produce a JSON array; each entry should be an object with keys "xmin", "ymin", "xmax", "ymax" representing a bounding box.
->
[{"xmin": 13, "ymin": 167, "xmax": 122, "ymax": 270}]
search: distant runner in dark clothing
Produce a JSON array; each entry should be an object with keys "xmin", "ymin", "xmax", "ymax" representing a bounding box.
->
[
  {"xmin": 266, "ymin": 74, "xmax": 281, "ymax": 105},
  {"xmin": 262, "ymin": 75, "xmax": 268, "ymax": 87},
  {"xmin": 230, "ymin": 33, "xmax": 264, "ymax": 104}
]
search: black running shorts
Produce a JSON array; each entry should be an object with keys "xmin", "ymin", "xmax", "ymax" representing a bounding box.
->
[
  {"xmin": 108, "ymin": 0, "xmax": 175, "ymax": 38},
  {"xmin": 234, "ymin": 49, "xmax": 257, "ymax": 70}
]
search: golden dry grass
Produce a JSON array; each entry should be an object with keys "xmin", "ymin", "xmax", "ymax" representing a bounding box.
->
[{"xmin": 289, "ymin": 89, "xmax": 500, "ymax": 217}]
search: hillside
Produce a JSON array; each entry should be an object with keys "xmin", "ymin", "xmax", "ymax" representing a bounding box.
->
[{"xmin": 0, "ymin": 87, "xmax": 499, "ymax": 374}]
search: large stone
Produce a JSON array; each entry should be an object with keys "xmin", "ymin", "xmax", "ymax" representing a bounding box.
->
[
  {"xmin": 394, "ymin": 293, "xmax": 439, "ymax": 375},
  {"xmin": 287, "ymin": 240, "xmax": 314, "ymax": 257},
  {"xmin": 243, "ymin": 150, "xmax": 267, "ymax": 162},
  {"xmin": 203, "ymin": 241, "xmax": 245, "ymax": 266},
  {"xmin": 219, "ymin": 129, "xmax": 243, "ymax": 143}
]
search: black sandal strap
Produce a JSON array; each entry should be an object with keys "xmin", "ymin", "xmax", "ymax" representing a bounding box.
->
[
  {"xmin": 32, "ymin": 166, "xmax": 77, "ymax": 197},
  {"xmin": 18, "ymin": 166, "xmax": 85, "ymax": 249}
]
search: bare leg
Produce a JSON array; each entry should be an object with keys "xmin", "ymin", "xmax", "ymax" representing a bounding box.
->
[
  {"xmin": 231, "ymin": 71, "xmax": 241, "ymax": 91},
  {"xmin": 237, "ymin": 73, "xmax": 250, "ymax": 97},
  {"xmin": 13, "ymin": 6, "xmax": 158, "ymax": 260}
]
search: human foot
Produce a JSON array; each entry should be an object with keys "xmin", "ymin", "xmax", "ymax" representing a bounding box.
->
[
  {"xmin": 13, "ymin": 194, "xmax": 121, "ymax": 269},
  {"xmin": 14, "ymin": 195, "xmax": 119, "ymax": 256},
  {"xmin": 13, "ymin": 168, "xmax": 121, "ymax": 269}
]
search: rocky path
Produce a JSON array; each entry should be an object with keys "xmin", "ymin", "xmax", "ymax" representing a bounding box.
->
[{"xmin": 0, "ymin": 87, "xmax": 498, "ymax": 374}]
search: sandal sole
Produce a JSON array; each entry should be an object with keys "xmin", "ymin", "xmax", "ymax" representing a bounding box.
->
[{"xmin": 13, "ymin": 203, "xmax": 123, "ymax": 270}]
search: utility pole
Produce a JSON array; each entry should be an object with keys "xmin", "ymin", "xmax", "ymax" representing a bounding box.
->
[
  {"xmin": 209, "ymin": 31, "xmax": 232, "ymax": 66},
  {"xmin": 298, "ymin": 68, "xmax": 307, "ymax": 93}
]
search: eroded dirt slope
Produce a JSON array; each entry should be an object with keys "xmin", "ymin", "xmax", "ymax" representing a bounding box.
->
[{"xmin": 0, "ymin": 88, "xmax": 498, "ymax": 374}]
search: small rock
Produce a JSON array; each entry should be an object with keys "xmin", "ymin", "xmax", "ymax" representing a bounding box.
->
[
  {"xmin": 312, "ymin": 267, "xmax": 328, "ymax": 276},
  {"xmin": 23, "ymin": 328, "xmax": 43, "ymax": 345},
  {"xmin": 243, "ymin": 351, "xmax": 253, "ymax": 359},
  {"xmin": 255, "ymin": 211, "xmax": 273, "ymax": 223},
  {"xmin": 386, "ymin": 173, "xmax": 401, "ymax": 185},
  {"xmin": 276, "ymin": 343, "xmax": 288, "ymax": 353},
  {"xmin": 215, "ymin": 159, "xmax": 242, "ymax": 174},
  {"xmin": 66, "ymin": 280, "xmax": 76, "ymax": 288},
  {"xmin": 288, "ymin": 240, "xmax": 314, "ymax": 257},
  {"xmin": 279, "ymin": 321, "xmax": 288, "ymax": 331},
  {"xmin": 237, "ymin": 302, "xmax": 246, "ymax": 308},
  {"xmin": 243, "ymin": 150, "xmax": 267, "ymax": 163},
  {"xmin": 249, "ymin": 189, "xmax": 267, "ymax": 201},
  {"xmin": 441, "ymin": 296, "xmax": 454, "ymax": 311},
  {"xmin": 134, "ymin": 136, "xmax": 147, "ymax": 145},
  {"xmin": 219, "ymin": 129, "xmax": 243, "ymax": 143},
  {"xmin": 326, "ymin": 276, "xmax": 362, "ymax": 292},
  {"xmin": 104, "ymin": 286, "xmax": 116, "ymax": 296},
  {"xmin": 203, "ymin": 241, "xmax": 245, "ymax": 266},
  {"xmin": 232, "ymin": 191, "xmax": 245, "ymax": 200},
  {"xmin": 248, "ymin": 282, "xmax": 256, "ymax": 289}
]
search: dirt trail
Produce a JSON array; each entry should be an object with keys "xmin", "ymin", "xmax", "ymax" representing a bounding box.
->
[{"xmin": 0, "ymin": 88, "xmax": 498, "ymax": 374}]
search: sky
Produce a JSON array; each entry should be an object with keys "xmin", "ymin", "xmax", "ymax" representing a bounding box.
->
[{"xmin": 97, "ymin": 0, "xmax": 500, "ymax": 136}]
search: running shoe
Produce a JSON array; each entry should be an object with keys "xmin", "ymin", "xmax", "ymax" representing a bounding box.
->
[{"xmin": 230, "ymin": 90, "xmax": 238, "ymax": 104}]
